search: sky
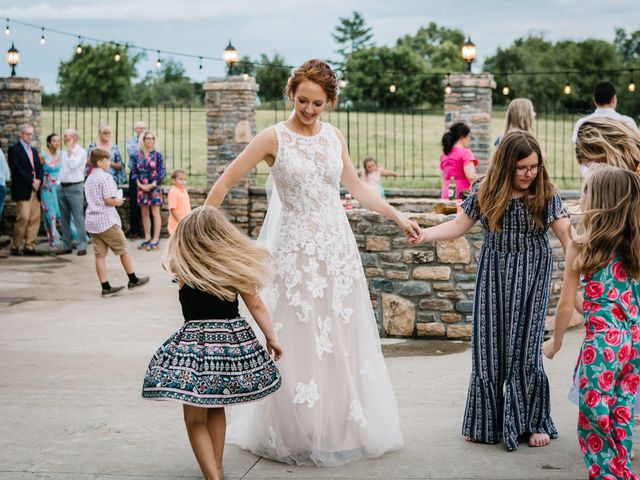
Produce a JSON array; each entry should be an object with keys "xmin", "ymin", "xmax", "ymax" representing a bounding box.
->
[{"xmin": 0, "ymin": 0, "xmax": 638, "ymax": 93}]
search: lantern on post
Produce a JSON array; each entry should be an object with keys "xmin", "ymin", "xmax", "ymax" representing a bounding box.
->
[
  {"xmin": 223, "ymin": 40, "xmax": 238, "ymax": 75},
  {"xmin": 462, "ymin": 37, "xmax": 476, "ymax": 72},
  {"xmin": 7, "ymin": 42, "xmax": 19, "ymax": 77}
]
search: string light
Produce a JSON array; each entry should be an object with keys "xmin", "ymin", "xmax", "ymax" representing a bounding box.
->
[
  {"xmin": 156, "ymin": 50, "xmax": 162, "ymax": 69},
  {"xmin": 502, "ymin": 76, "xmax": 510, "ymax": 95},
  {"xmin": 4, "ymin": 19, "xmax": 9, "ymax": 36},
  {"xmin": 629, "ymin": 72, "xmax": 636, "ymax": 93},
  {"xmin": 76, "ymin": 36, "xmax": 82, "ymax": 55},
  {"xmin": 444, "ymin": 74, "xmax": 452, "ymax": 95},
  {"xmin": 198, "ymin": 56, "xmax": 203, "ymax": 70},
  {"xmin": 40, "ymin": 27, "xmax": 45, "ymax": 45},
  {"xmin": 339, "ymin": 79, "xmax": 347, "ymax": 89},
  {"xmin": 242, "ymin": 73, "xmax": 249, "ymax": 81},
  {"xmin": 114, "ymin": 44, "xmax": 121, "ymax": 62},
  {"xmin": 389, "ymin": 83, "xmax": 397, "ymax": 93},
  {"xmin": 563, "ymin": 82, "xmax": 572, "ymax": 95}
]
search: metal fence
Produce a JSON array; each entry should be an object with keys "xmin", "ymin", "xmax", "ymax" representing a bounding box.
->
[{"xmin": 42, "ymin": 104, "xmax": 590, "ymax": 190}]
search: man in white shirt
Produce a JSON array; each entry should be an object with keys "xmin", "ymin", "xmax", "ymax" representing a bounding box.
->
[
  {"xmin": 58, "ymin": 128, "xmax": 88, "ymax": 255},
  {"xmin": 572, "ymin": 81, "xmax": 638, "ymax": 143}
]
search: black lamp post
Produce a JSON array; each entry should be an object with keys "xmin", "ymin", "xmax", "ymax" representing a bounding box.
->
[
  {"xmin": 7, "ymin": 42, "xmax": 19, "ymax": 77},
  {"xmin": 462, "ymin": 37, "xmax": 476, "ymax": 73},
  {"xmin": 223, "ymin": 40, "xmax": 238, "ymax": 75}
]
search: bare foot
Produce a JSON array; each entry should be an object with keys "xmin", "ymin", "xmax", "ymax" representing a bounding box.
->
[
  {"xmin": 464, "ymin": 436, "xmax": 477, "ymax": 442},
  {"xmin": 528, "ymin": 433, "xmax": 550, "ymax": 447}
]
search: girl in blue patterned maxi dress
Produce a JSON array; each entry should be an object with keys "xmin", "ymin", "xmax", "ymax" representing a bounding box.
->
[
  {"xmin": 142, "ymin": 206, "xmax": 282, "ymax": 480},
  {"xmin": 412, "ymin": 130, "xmax": 572, "ymax": 451}
]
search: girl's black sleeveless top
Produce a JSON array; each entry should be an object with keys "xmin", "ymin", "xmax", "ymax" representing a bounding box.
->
[{"xmin": 178, "ymin": 284, "xmax": 240, "ymax": 321}]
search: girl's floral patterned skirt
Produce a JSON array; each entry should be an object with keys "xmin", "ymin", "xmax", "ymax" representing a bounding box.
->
[{"xmin": 142, "ymin": 318, "xmax": 281, "ymax": 407}]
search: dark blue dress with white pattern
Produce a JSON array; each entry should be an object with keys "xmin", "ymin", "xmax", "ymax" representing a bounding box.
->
[
  {"xmin": 460, "ymin": 185, "xmax": 568, "ymax": 451},
  {"xmin": 142, "ymin": 284, "xmax": 282, "ymax": 406}
]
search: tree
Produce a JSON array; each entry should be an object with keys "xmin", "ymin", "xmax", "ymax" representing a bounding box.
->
[
  {"xmin": 255, "ymin": 53, "xmax": 290, "ymax": 102},
  {"xmin": 395, "ymin": 23, "xmax": 467, "ymax": 106},
  {"xmin": 230, "ymin": 55, "xmax": 256, "ymax": 76},
  {"xmin": 58, "ymin": 43, "xmax": 140, "ymax": 106},
  {"xmin": 332, "ymin": 11, "xmax": 374, "ymax": 71},
  {"xmin": 483, "ymin": 35, "xmax": 626, "ymax": 112},
  {"xmin": 128, "ymin": 59, "xmax": 201, "ymax": 106},
  {"xmin": 343, "ymin": 45, "xmax": 431, "ymax": 108}
]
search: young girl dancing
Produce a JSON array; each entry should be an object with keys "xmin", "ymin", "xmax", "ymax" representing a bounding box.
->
[
  {"xmin": 142, "ymin": 206, "xmax": 283, "ymax": 480},
  {"xmin": 544, "ymin": 165, "xmax": 640, "ymax": 480}
]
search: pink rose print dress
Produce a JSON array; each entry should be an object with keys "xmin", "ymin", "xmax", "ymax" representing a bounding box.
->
[
  {"xmin": 576, "ymin": 256, "xmax": 640, "ymax": 480},
  {"xmin": 131, "ymin": 150, "xmax": 165, "ymax": 206}
]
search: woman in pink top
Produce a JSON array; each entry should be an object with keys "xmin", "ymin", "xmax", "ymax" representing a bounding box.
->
[{"xmin": 439, "ymin": 122, "xmax": 477, "ymax": 199}]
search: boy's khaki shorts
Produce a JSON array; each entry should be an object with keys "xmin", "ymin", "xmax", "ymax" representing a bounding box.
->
[{"xmin": 90, "ymin": 225, "xmax": 129, "ymax": 258}]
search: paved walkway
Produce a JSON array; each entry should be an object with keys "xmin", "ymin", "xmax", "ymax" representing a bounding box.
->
[{"xmin": 0, "ymin": 246, "xmax": 634, "ymax": 479}]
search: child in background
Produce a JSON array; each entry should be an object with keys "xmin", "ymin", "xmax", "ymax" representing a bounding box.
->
[
  {"xmin": 544, "ymin": 165, "xmax": 640, "ymax": 479},
  {"xmin": 84, "ymin": 148, "xmax": 149, "ymax": 296},
  {"xmin": 142, "ymin": 206, "xmax": 283, "ymax": 480},
  {"xmin": 167, "ymin": 169, "xmax": 191, "ymax": 236},
  {"xmin": 439, "ymin": 122, "xmax": 477, "ymax": 200},
  {"xmin": 357, "ymin": 156, "xmax": 400, "ymax": 198}
]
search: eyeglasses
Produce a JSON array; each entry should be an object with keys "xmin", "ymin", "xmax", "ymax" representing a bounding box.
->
[
  {"xmin": 101, "ymin": 131, "xmax": 112, "ymax": 135},
  {"xmin": 515, "ymin": 164, "xmax": 541, "ymax": 176},
  {"xmin": 144, "ymin": 136, "xmax": 155, "ymax": 140}
]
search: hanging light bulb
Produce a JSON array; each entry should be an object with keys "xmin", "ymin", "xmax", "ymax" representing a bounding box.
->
[
  {"xmin": 156, "ymin": 51, "xmax": 162, "ymax": 69},
  {"xmin": 629, "ymin": 73, "xmax": 636, "ymax": 93},
  {"xmin": 76, "ymin": 37, "xmax": 83, "ymax": 55},
  {"xmin": 563, "ymin": 82, "xmax": 572, "ymax": 95},
  {"xmin": 389, "ymin": 83, "xmax": 397, "ymax": 93},
  {"xmin": 444, "ymin": 74, "xmax": 452, "ymax": 95},
  {"xmin": 502, "ymin": 83, "xmax": 510, "ymax": 96},
  {"xmin": 242, "ymin": 73, "xmax": 249, "ymax": 81},
  {"xmin": 40, "ymin": 28, "xmax": 46, "ymax": 45},
  {"xmin": 113, "ymin": 44, "xmax": 121, "ymax": 62},
  {"xmin": 198, "ymin": 56, "xmax": 203, "ymax": 70},
  {"xmin": 339, "ymin": 79, "xmax": 347, "ymax": 89},
  {"xmin": 5, "ymin": 19, "xmax": 10, "ymax": 36}
]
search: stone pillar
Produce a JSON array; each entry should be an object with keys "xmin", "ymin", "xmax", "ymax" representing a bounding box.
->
[
  {"xmin": 0, "ymin": 77, "xmax": 43, "ymax": 155},
  {"xmin": 444, "ymin": 73, "xmax": 495, "ymax": 173},
  {"xmin": 202, "ymin": 76, "xmax": 259, "ymax": 233}
]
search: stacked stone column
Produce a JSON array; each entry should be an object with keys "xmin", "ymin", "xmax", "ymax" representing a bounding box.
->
[
  {"xmin": 444, "ymin": 73, "xmax": 495, "ymax": 173},
  {"xmin": 203, "ymin": 76, "xmax": 259, "ymax": 233},
  {"xmin": 0, "ymin": 77, "xmax": 43, "ymax": 155}
]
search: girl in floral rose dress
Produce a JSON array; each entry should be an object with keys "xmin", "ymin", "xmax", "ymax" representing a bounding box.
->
[{"xmin": 545, "ymin": 165, "xmax": 640, "ymax": 480}]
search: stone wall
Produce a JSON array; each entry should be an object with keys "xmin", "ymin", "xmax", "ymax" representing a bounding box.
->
[{"xmin": 0, "ymin": 77, "xmax": 43, "ymax": 155}]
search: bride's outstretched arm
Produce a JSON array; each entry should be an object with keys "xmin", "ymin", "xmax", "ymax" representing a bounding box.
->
[
  {"xmin": 335, "ymin": 128, "xmax": 420, "ymax": 239},
  {"xmin": 204, "ymin": 128, "xmax": 278, "ymax": 207}
]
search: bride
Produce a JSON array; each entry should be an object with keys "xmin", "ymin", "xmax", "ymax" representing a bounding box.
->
[{"xmin": 205, "ymin": 59, "xmax": 418, "ymax": 466}]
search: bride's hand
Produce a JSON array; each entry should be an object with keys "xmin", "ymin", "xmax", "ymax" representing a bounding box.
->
[
  {"xmin": 266, "ymin": 338, "xmax": 283, "ymax": 361},
  {"xmin": 397, "ymin": 216, "xmax": 420, "ymax": 240}
]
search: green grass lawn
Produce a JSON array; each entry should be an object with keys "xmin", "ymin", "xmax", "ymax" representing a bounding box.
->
[{"xmin": 41, "ymin": 107, "xmax": 583, "ymax": 191}]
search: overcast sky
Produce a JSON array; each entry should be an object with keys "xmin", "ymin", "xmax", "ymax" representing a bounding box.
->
[{"xmin": 0, "ymin": 0, "xmax": 638, "ymax": 93}]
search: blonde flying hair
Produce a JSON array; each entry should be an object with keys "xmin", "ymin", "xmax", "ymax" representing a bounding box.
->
[
  {"xmin": 575, "ymin": 117, "xmax": 640, "ymax": 172},
  {"xmin": 503, "ymin": 98, "xmax": 535, "ymax": 135},
  {"xmin": 164, "ymin": 206, "xmax": 273, "ymax": 301},
  {"xmin": 577, "ymin": 165, "xmax": 640, "ymax": 279},
  {"xmin": 477, "ymin": 130, "xmax": 555, "ymax": 231}
]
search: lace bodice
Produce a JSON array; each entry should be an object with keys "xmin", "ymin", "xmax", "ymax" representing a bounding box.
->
[{"xmin": 272, "ymin": 122, "xmax": 343, "ymax": 214}]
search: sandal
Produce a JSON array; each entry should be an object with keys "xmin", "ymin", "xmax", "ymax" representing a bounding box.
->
[
  {"xmin": 138, "ymin": 239, "xmax": 151, "ymax": 250},
  {"xmin": 146, "ymin": 241, "xmax": 160, "ymax": 251}
]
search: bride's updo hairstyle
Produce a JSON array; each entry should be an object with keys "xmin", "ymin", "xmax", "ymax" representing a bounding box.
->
[{"xmin": 286, "ymin": 59, "xmax": 339, "ymax": 107}]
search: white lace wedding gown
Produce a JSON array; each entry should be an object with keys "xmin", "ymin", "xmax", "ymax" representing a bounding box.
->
[{"xmin": 228, "ymin": 121, "xmax": 403, "ymax": 466}]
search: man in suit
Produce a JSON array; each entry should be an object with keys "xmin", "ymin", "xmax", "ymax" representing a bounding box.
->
[{"xmin": 8, "ymin": 124, "xmax": 43, "ymax": 256}]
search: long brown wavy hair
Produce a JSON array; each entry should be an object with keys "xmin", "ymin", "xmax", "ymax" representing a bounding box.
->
[
  {"xmin": 575, "ymin": 117, "xmax": 640, "ymax": 171},
  {"xmin": 577, "ymin": 165, "xmax": 640, "ymax": 279},
  {"xmin": 477, "ymin": 130, "xmax": 555, "ymax": 231},
  {"xmin": 164, "ymin": 206, "xmax": 274, "ymax": 300}
]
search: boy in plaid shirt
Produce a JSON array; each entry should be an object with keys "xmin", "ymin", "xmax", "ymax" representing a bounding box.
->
[{"xmin": 85, "ymin": 148, "xmax": 149, "ymax": 296}]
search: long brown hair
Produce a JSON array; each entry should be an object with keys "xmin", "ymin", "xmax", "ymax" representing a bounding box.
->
[
  {"xmin": 477, "ymin": 130, "xmax": 555, "ymax": 231},
  {"xmin": 164, "ymin": 206, "xmax": 274, "ymax": 300},
  {"xmin": 575, "ymin": 117, "xmax": 640, "ymax": 171},
  {"xmin": 577, "ymin": 165, "xmax": 640, "ymax": 279}
]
